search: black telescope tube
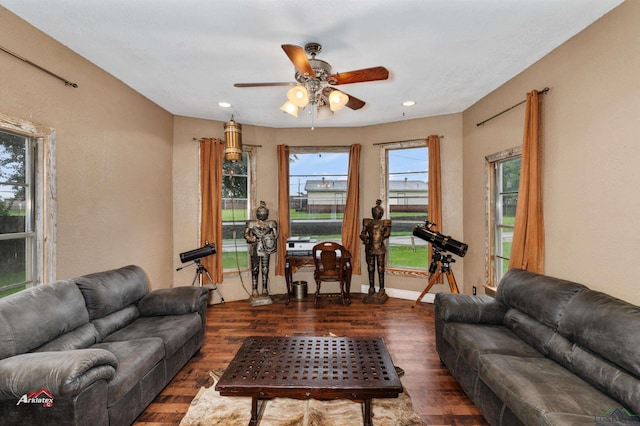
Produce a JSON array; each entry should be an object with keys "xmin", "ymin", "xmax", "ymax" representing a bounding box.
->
[
  {"xmin": 412, "ymin": 225, "xmax": 468, "ymax": 258},
  {"xmin": 179, "ymin": 243, "xmax": 217, "ymax": 263}
]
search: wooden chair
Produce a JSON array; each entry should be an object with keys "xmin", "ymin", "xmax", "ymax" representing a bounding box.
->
[{"xmin": 312, "ymin": 242, "xmax": 352, "ymax": 306}]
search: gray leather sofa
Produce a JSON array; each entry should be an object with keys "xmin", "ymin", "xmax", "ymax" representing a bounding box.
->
[
  {"xmin": 0, "ymin": 265, "xmax": 208, "ymax": 426},
  {"xmin": 435, "ymin": 268, "xmax": 640, "ymax": 426}
]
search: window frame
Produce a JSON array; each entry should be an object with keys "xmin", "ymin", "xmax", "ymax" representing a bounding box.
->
[
  {"xmin": 221, "ymin": 145, "xmax": 257, "ymax": 273},
  {"xmin": 379, "ymin": 139, "xmax": 430, "ymax": 277},
  {"xmin": 0, "ymin": 112, "xmax": 57, "ymax": 289},
  {"xmin": 485, "ymin": 146, "xmax": 522, "ymax": 289},
  {"xmin": 288, "ymin": 145, "xmax": 351, "ymax": 244},
  {"xmin": 0, "ymin": 131, "xmax": 36, "ymax": 293}
]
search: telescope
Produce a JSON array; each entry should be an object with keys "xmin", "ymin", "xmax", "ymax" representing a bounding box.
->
[
  {"xmin": 412, "ymin": 221, "xmax": 468, "ymax": 258},
  {"xmin": 179, "ymin": 242, "xmax": 216, "ymax": 264}
]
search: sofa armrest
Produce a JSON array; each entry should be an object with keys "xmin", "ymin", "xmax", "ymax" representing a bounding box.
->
[
  {"xmin": 0, "ymin": 349, "xmax": 117, "ymax": 399},
  {"xmin": 138, "ymin": 286, "xmax": 208, "ymax": 316},
  {"xmin": 435, "ymin": 293, "xmax": 507, "ymax": 324}
]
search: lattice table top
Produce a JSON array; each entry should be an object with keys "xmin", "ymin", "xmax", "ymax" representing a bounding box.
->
[{"xmin": 217, "ymin": 336, "xmax": 402, "ymax": 395}]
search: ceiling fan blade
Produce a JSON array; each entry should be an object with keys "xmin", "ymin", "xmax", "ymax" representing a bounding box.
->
[
  {"xmin": 327, "ymin": 66, "xmax": 389, "ymax": 85},
  {"xmin": 324, "ymin": 87, "xmax": 366, "ymax": 110},
  {"xmin": 344, "ymin": 94, "xmax": 366, "ymax": 110},
  {"xmin": 281, "ymin": 44, "xmax": 316, "ymax": 78},
  {"xmin": 234, "ymin": 82, "xmax": 295, "ymax": 88}
]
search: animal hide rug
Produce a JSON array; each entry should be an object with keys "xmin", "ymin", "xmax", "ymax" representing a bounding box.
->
[{"xmin": 179, "ymin": 370, "xmax": 423, "ymax": 426}]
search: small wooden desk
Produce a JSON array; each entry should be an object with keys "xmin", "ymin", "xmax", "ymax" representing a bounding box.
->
[
  {"xmin": 215, "ymin": 336, "xmax": 402, "ymax": 426},
  {"xmin": 284, "ymin": 252, "xmax": 352, "ymax": 305},
  {"xmin": 284, "ymin": 254, "xmax": 314, "ymax": 304}
]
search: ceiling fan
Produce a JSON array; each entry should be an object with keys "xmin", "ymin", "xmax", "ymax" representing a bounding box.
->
[{"xmin": 234, "ymin": 42, "xmax": 389, "ymax": 117}]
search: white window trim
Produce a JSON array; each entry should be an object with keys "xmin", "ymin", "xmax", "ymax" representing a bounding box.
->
[
  {"xmin": 485, "ymin": 146, "xmax": 521, "ymax": 290},
  {"xmin": 288, "ymin": 145, "xmax": 350, "ymax": 243},
  {"xmin": 222, "ymin": 145, "xmax": 257, "ymax": 274},
  {"xmin": 0, "ymin": 112, "xmax": 57, "ymax": 285},
  {"xmin": 378, "ymin": 139, "xmax": 426, "ymax": 211},
  {"xmin": 379, "ymin": 139, "xmax": 429, "ymax": 276}
]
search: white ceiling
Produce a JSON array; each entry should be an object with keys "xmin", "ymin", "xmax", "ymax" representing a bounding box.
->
[{"xmin": 0, "ymin": 0, "xmax": 623, "ymax": 128}]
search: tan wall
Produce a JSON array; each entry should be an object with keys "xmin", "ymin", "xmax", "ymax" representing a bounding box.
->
[
  {"xmin": 0, "ymin": 7, "xmax": 175, "ymax": 289},
  {"xmin": 172, "ymin": 115, "xmax": 464, "ymax": 301},
  {"xmin": 462, "ymin": 1, "xmax": 640, "ymax": 304},
  {"xmin": 5, "ymin": 2, "xmax": 636, "ymax": 304}
]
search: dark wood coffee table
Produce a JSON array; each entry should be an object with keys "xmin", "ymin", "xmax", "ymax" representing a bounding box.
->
[{"xmin": 215, "ymin": 336, "xmax": 403, "ymax": 426}]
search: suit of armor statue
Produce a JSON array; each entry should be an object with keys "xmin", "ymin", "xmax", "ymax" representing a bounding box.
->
[
  {"xmin": 360, "ymin": 200, "xmax": 391, "ymax": 304},
  {"xmin": 244, "ymin": 201, "xmax": 278, "ymax": 305}
]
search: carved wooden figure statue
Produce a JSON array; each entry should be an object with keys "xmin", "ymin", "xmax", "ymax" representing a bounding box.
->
[{"xmin": 360, "ymin": 200, "xmax": 391, "ymax": 304}]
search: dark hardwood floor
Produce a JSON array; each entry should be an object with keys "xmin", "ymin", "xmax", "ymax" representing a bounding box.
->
[{"xmin": 133, "ymin": 293, "xmax": 489, "ymax": 426}]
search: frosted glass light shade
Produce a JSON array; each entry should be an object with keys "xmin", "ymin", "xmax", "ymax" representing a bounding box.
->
[
  {"xmin": 329, "ymin": 90, "xmax": 349, "ymax": 111},
  {"xmin": 287, "ymin": 85, "xmax": 309, "ymax": 108},
  {"xmin": 280, "ymin": 101, "xmax": 299, "ymax": 117},
  {"xmin": 317, "ymin": 104, "xmax": 333, "ymax": 120}
]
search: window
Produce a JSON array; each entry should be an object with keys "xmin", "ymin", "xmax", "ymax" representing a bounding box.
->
[
  {"xmin": 288, "ymin": 148, "xmax": 350, "ymax": 244},
  {"xmin": 487, "ymin": 148, "xmax": 521, "ymax": 287},
  {"xmin": 221, "ymin": 148, "xmax": 256, "ymax": 271},
  {"xmin": 0, "ymin": 115, "xmax": 55, "ymax": 298},
  {"xmin": 381, "ymin": 141, "xmax": 429, "ymax": 270},
  {"xmin": 0, "ymin": 130, "xmax": 35, "ymax": 296}
]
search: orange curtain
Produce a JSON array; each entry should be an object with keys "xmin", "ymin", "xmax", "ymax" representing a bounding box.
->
[
  {"xmin": 427, "ymin": 135, "xmax": 443, "ymax": 280},
  {"xmin": 199, "ymin": 138, "xmax": 224, "ymax": 283},
  {"xmin": 508, "ymin": 90, "xmax": 545, "ymax": 273},
  {"xmin": 341, "ymin": 144, "xmax": 361, "ymax": 274},
  {"xmin": 275, "ymin": 145, "xmax": 290, "ymax": 276}
]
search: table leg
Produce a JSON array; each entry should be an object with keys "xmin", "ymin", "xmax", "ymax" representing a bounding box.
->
[
  {"xmin": 284, "ymin": 259, "xmax": 292, "ymax": 304},
  {"xmin": 362, "ymin": 398, "xmax": 373, "ymax": 426},
  {"xmin": 249, "ymin": 397, "xmax": 259, "ymax": 426},
  {"xmin": 344, "ymin": 258, "xmax": 352, "ymax": 305}
]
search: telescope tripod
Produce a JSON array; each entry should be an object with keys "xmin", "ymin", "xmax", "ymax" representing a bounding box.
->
[
  {"xmin": 188, "ymin": 259, "xmax": 225, "ymax": 303},
  {"xmin": 412, "ymin": 247, "xmax": 459, "ymax": 308}
]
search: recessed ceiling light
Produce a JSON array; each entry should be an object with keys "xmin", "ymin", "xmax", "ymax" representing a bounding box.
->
[
  {"xmin": 218, "ymin": 102, "xmax": 232, "ymax": 108},
  {"xmin": 402, "ymin": 100, "xmax": 416, "ymax": 107}
]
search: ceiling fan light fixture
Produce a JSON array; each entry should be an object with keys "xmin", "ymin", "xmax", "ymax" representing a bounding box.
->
[
  {"xmin": 235, "ymin": 42, "xmax": 390, "ymax": 122},
  {"xmin": 280, "ymin": 101, "xmax": 299, "ymax": 117},
  {"xmin": 287, "ymin": 85, "xmax": 309, "ymax": 107},
  {"xmin": 329, "ymin": 90, "xmax": 349, "ymax": 111},
  {"xmin": 316, "ymin": 104, "xmax": 333, "ymax": 120}
]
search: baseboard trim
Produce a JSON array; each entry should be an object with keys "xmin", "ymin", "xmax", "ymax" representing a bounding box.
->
[{"xmin": 359, "ymin": 285, "xmax": 435, "ymax": 304}]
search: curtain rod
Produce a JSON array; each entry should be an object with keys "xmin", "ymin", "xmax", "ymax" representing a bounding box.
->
[
  {"xmin": 289, "ymin": 145, "xmax": 351, "ymax": 151},
  {"xmin": 476, "ymin": 87, "xmax": 549, "ymax": 127},
  {"xmin": 1, "ymin": 45, "xmax": 78, "ymax": 88},
  {"xmin": 373, "ymin": 136, "xmax": 444, "ymax": 146},
  {"xmin": 192, "ymin": 138, "xmax": 262, "ymax": 148}
]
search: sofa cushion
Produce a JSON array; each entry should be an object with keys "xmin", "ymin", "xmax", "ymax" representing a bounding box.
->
[
  {"xmin": 496, "ymin": 269, "xmax": 587, "ymax": 328},
  {"xmin": 92, "ymin": 306, "xmax": 140, "ymax": 341},
  {"xmin": 0, "ymin": 348, "xmax": 118, "ymax": 398},
  {"xmin": 103, "ymin": 314, "xmax": 201, "ymax": 358},
  {"xmin": 545, "ymin": 326, "xmax": 640, "ymax": 416},
  {"xmin": 138, "ymin": 286, "xmax": 209, "ymax": 316},
  {"xmin": 75, "ymin": 265, "xmax": 149, "ymax": 320},
  {"xmin": 503, "ymin": 309, "xmax": 557, "ymax": 356},
  {"xmin": 92, "ymin": 338, "xmax": 165, "ymax": 406},
  {"xmin": 479, "ymin": 354, "xmax": 623, "ymax": 426},
  {"xmin": 435, "ymin": 293, "xmax": 507, "ymax": 324},
  {"xmin": 558, "ymin": 288, "xmax": 640, "ymax": 378},
  {"xmin": 540, "ymin": 412, "xmax": 633, "ymax": 426},
  {"xmin": 568, "ymin": 343, "xmax": 640, "ymax": 417},
  {"xmin": 0, "ymin": 280, "xmax": 90, "ymax": 359},
  {"xmin": 443, "ymin": 323, "xmax": 542, "ymax": 371},
  {"xmin": 32, "ymin": 323, "xmax": 99, "ymax": 352}
]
